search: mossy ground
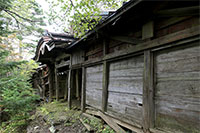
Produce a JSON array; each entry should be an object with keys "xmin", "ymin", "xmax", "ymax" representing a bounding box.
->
[{"xmin": 27, "ymin": 101, "xmax": 115, "ymax": 133}]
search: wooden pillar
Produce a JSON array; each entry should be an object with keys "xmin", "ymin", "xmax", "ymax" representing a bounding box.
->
[
  {"xmin": 143, "ymin": 50, "xmax": 154, "ymax": 132},
  {"xmin": 55, "ymin": 65, "xmax": 59, "ymax": 101},
  {"xmin": 68, "ymin": 69, "xmax": 72, "ymax": 109},
  {"xmin": 64, "ymin": 70, "xmax": 69, "ymax": 100},
  {"xmin": 48, "ymin": 65, "xmax": 54, "ymax": 102},
  {"xmin": 102, "ymin": 38, "xmax": 109, "ymax": 112},
  {"xmin": 102, "ymin": 61, "xmax": 109, "ymax": 112},
  {"xmin": 42, "ymin": 75, "xmax": 46, "ymax": 100},
  {"xmin": 81, "ymin": 67, "xmax": 86, "ymax": 112},
  {"xmin": 75, "ymin": 70, "xmax": 80, "ymax": 99}
]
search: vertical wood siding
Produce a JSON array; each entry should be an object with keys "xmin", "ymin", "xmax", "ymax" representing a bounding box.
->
[
  {"xmin": 71, "ymin": 49, "xmax": 84, "ymax": 65},
  {"xmin": 155, "ymin": 42, "xmax": 200, "ymax": 133},
  {"xmin": 86, "ymin": 65, "xmax": 103, "ymax": 109},
  {"xmin": 107, "ymin": 55, "xmax": 144, "ymax": 126}
]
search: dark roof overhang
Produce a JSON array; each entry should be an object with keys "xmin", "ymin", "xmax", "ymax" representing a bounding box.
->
[{"xmin": 64, "ymin": 0, "xmax": 143, "ymax": 51}]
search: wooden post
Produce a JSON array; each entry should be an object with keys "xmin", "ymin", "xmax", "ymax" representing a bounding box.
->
[
  {"xmin": 68, "ymin": 69, "xmax": 72, "ymax": 109},
  {"xmin": 102, "ymin": 61, "xmax": 109, "ymax": 112},
  {"xmin": 143, "ymin": 50, "xmax": 154, "ymax": 132},
  {"xmin": 75, "ymin": 70, "xmax": 80, "ymax": 99},
  {"xmin": 42, "ymin": 73, "xmax": 46, "ymax": 100},
  {"xmin": 48, "ymin": 65, "xmax": 54, "ymax": 102},
  {"xmin": 64, "ymin": 70, "xmax": 69, "ymax": 100},
  {"xmin": 55, "ymin": 66, "xmax": 59, "ymax": 101},
  {"xmin": 81, "ymin": 67, "xmax": 86, "ymax": 112}
]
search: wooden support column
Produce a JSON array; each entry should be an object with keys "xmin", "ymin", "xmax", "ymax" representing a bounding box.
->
[
  {"xmin": 64, "ymin": 70, "xmax": 69, "ymax": 101},
  {"xmin": 42, "ymin": 76, "xmax": 46, "ymax": 100},
  {"xmin": 75, "ymin": 70, "xmax": 80, "ymax": 99},
  {"xmin": 68, "ymin": 69, "xmax": 72, "ymax": 109},
  {"xmin": 48, "ymin": 65, "xmax": 54, "ymax": 102},
  {"xmin": 102, "ymin": 61, "xmax": 109, "ymax": 112},
  {"xmin": 55, "ymin": 65, "xmax": 59, "ymax": 101},
  {"xmin": 143, "ymin": 50, "xmax": 154, "ymax": 132},
  {"xmin": 102, "ymin": 38, "xmax": 109, "ymax": 112},
  {"xmin": 81, "ymin": 67, "xmax": 86, "ymax": 112}
]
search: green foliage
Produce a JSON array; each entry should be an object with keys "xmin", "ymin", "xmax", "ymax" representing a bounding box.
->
[
  {"xmin": 82, "ymin": 116, "xmax": 114, "ymax": 133},
  {"xmin": 0, "ymin": 0, "xmax": 44, "ymax": 132},
  {"xmin": 48, "ymin": 0, "xmax": 128, "ymax": 37},
  {"xmin": 0, "ymin": 46, "xmax": 39, "ymax": 132},
  {"xmin": 0, "ymin": 0, "xmax": 45, "ymax": 36},
  {"xmin": 0, "ymin": 0, "xmax": 46, "ymax": 56}
]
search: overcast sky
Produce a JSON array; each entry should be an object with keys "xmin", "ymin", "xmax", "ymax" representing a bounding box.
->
[{"xmin": 35, "ymin": 0, "xmax": 63, "ymax": 33}]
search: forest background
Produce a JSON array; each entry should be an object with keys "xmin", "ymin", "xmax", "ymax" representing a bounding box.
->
[{"xmin": 0, "ymin": 0, "xmax": 126, "ymax": 132}]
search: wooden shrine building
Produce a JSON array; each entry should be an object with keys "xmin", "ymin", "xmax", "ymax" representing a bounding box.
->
[{"xmin": 33, "ymin": 1, "xmax": 200, "ymax": 132}]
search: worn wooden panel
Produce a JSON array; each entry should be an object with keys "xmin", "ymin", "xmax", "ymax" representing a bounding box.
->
[
  {"xmin": 107, "ymin": 55, "xmax": 144, "ymax": 126},
  {"xmin": 58, "ymin": 74, "xmax": 68, "ymax": 98},
  {"xmin": 155, "ymin": 16, "xmax": 199, "ymax": 38},
  {"xmin": 71, "ymin": 49, "xmax": 84, "ymax": 65},
  {"xmin": 86, "ymin": 65, "xmax": 103, "ymax": 109},
  {"xmin": 86, "ymin": 42, "xmax": 103, "ymax": 60},
  {"xmin": 155, "ymin": 43, "xmax": 200, "ymax": 133}
]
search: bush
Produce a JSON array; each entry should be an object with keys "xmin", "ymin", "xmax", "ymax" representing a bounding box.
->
[{"xmin": 0, "ymin": 47, "xmax": 39, "ymax": 132}]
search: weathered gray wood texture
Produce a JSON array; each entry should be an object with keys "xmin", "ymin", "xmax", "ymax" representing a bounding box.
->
[
  {"xmin": 86, "ymin": 65, "xmax": 103, "ymax": 109},
  {"xmin": 71, "ymin": 49, "xmax": 84, "ymax": 65},
  {"xmin": 154, "ymin": 42, "xmax": 200, "ymax": 133},
  {"xmin": 58, "ymin": 74, "xmax": 68, "ymax": 98},
  {"xmin": 107, "ymin": 55, "xmax": 144, "ymax": 126}
]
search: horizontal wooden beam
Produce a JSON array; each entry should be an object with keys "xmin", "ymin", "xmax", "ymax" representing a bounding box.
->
[
  {"xmin": 55, "ymin": 61, "xmax": 70, "ymax": 69},
  {"xmin": 82, "ymin": 26, "xmax": 199, "ymax": 67},
  {"xmin": 70, "ymin": 63, "xmax": 82, "ymax": 69},
  {"xmin": 104, "ymin": 25, "xmax": 200, "ymax": 60},
  {"xmin": 55, "ymin": 54, "xmax": 70, "ymax": 61},
  {"xmin": 110, "ymin": 36, "xmax": 143, "ymax": 44},
  {"xmin": 156, "ymin": 6, "xmax": 199, "ymax": 17}
]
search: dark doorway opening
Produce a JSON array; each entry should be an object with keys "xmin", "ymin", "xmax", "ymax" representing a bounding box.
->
[
  {"xmin": 57, "ymin": 65, "xmax": 69, "ymax": 100},
  {"xmin": 71, "ymin": 68, "xmax": 82, "ymax": 108}
]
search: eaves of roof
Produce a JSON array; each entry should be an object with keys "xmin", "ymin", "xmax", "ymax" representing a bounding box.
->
[{"xmin": 33, "ymin": 33, "xmax": 76, "ymax": 61}]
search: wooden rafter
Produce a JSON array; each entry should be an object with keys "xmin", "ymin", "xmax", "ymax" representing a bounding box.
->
[{"xmin": 110, "ymin": 36, "xmax": 143, "ymax": 44}]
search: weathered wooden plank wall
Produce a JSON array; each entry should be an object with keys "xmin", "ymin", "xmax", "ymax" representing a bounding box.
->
[
  {"xmin": 107, "ymin": 55, "xmax": 144, "ymax": 126},
  {"xmin": 155, "ymin": 16, "xmax": 199, "ymax": 38},
  {"xmin": 85, "ymin": 42, "xmax": 103, "ymax": 60},
  {"xmin": 71, "ymin": 49, "xmax": 84, "ymax": 65},
  {"xmin": 154, "ymin": 42, "xmax": 200, "ymax": 132},
  {"xmin": 86, "ymin": 65, "xmax": 103, "ymax": 109}
]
